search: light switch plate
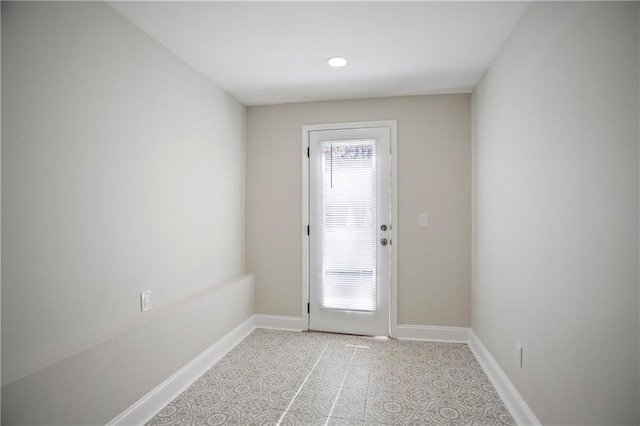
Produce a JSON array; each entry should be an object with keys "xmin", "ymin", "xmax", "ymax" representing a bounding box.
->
[
  {"xmin": 141, "ymin": 290, "xmax": 152, "ymax": 313},
  {"xmin": 419, "ymin": 213, "xmax": 428, "ymax": 227}
]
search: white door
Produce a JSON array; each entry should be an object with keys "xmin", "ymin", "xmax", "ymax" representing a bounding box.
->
[{"xmin": 309, "ymin": 126, "xmax": 391, "ymax": 336}]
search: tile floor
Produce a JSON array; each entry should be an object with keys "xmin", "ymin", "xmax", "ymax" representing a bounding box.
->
[{"xmin": 147, "ymin": 329, "xmax": 515, "ymax": 425}]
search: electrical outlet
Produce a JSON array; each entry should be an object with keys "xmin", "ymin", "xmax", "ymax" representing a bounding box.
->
[
  {"xmin": 141, "ymin": 290, "xmax": 152, "ymax": 313},
  {"xmin": 515, "ymin": 342, "xmax": 523, "ymax": 368}
]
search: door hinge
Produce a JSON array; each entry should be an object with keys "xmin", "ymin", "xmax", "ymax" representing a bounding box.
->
[
  {"xmin": 307, "ymin": 303, "xmax": 310, "ymax": 314},
  {"xmin": 307, "ymin": 225, "xmax": 310, "ymax": 236},
  {"xmin": 307, "ymin": 147, "xmax": 310, "ymax": 157}
]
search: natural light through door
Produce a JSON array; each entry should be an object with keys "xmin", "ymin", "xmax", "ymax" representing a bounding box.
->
[
  {"xmin": 308, "ymin": 125, "xmax": 392, "ymax": 336},
  {"xmin": 320, "ymin": 139, "xmax": 377, "ymax": 312}
]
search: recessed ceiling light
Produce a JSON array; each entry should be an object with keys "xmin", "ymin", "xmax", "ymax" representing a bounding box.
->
[{"xmin": 327, "ymin": 56, "xmax": 348, "ymax": 68}]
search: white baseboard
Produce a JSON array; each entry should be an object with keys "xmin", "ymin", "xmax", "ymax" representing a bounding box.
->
[
  {"xmin": 108, "ymin": 316, "xmax": 538, "ymax": 426},
  {"xmin": 395, "ymin": 324, "xmax": 470, "ymax": 343},
  {"xmin": 107, "ymin": 315, "xmax": 257, "ymax": 426},
  {"xmin": 108, "ymin": 314, "xmax": 306, "ymax": 425},
  {"xmin": 468, "ymin": 331, "xmax": 541, "ymax": 426},
  {"xmin": 254, "ymin": 314, "xmax": 307, "ymax": 331}
]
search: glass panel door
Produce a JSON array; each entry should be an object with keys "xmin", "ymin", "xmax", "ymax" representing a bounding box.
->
[
  {"xmin": 320, "ymin": 139, "xmax": 377, "ymax": 312},
  {"xmin": 309, "ymin": 126, "xmax": 391, "ymax": 336}
]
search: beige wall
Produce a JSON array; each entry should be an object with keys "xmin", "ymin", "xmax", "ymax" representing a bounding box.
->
[
  {"xmin": 472, "ymin": 2, "xmax": 639, "ymax": 424},
  {"xmin": 2, "ymin": 2, "xmax": 247, "ymax": 423},
  {"xmin": 2, "ymin": 276, "xmax": 254, "ymax": 426},
  {"xmin": 1, "ymin": 4, "xmax": 3, "ymax": 420},
  {"xmin": 247, "ymin": 95, "xmax": 471, "ymax": 327}
]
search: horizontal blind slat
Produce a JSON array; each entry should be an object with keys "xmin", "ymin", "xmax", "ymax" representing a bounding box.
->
[{"xmin": 320, "ymin": 139, "xmax": 377, "ymax": 312}]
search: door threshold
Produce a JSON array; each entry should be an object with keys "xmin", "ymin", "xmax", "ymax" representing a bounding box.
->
[{"xmin": 304, "ymin": 330, "xmax": 392, "ymax": 340}]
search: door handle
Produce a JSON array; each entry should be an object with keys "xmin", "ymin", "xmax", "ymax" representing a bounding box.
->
[{"xmin": 380, "ymin": 238, "xmax": 388, "ymax": 246}]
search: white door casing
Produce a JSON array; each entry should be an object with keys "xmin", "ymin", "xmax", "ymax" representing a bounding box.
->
[{"xmin": 306, "ymin": 124, "xmax": 395, "ymax": 336}]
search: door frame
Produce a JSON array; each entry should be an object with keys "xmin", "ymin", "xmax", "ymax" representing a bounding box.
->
[{"xmin": 301, "ymin": 120, "xmax": 398, "ymax": 337}]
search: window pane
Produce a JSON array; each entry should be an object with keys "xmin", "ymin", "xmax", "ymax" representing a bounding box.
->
[{"xmin": 320, "ymin": 139, "xmax": 376, "ymax": 312}]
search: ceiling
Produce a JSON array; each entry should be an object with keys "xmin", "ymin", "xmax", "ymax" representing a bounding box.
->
[{"xmin": 108, "ymin": 1, "xmax": 531, "ymax": 106}]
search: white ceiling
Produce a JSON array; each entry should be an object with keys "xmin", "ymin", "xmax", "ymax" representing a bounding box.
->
[{"xmin": 108, "ymin": 1, "xmax": 531, "ymax": 106}]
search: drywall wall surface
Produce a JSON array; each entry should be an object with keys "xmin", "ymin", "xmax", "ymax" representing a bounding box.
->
[
  {"xmin": 2, "ymin": 275, "xmax": 254, "ymax": 425},
  {"xmin": 0, "ymin": 3, "xmax": 2, "ymax": 418},
  {"xmin": 472, "ymin": 2, "xmax": 639, "ymax": 424},
  {"xmin": 247, "ymin": 95, "xmax": 471, "ymax": 326},
  {"xmin": 1, "ymin": 4, "xmax": 3, "ymax": 421},
  {"xmin": 1, "ymin": 0, "xmax": 245, "ymax": 419}
]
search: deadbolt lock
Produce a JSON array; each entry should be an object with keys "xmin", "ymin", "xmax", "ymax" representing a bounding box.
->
[{"xmin": 380, "ymin": 224, "xmax": 387, "ymax": 231}]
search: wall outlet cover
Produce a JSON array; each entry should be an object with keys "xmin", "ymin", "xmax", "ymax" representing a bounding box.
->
[{"xmin": 515, "ymin": 342, "xmax": 523, "ymax": 368}]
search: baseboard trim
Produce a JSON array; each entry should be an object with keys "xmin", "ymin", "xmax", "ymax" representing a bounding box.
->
[
  {"xmin": 107, "ymin": 314, "xmax": 305, "ymax": 425},
  {"xmin": 108, "ymin": 317, "xmax": 538, "ymax": 426},
  {"xmin": 107, "ymin": 315, "xmax": 257, "ymax": 426},
  {"xmin": 395, "ymin": 324, "xmax": 470, "ymax": 343},
  {"xmin": 468, "ymin": 331, "xmax": 541, "ymax": 426},
  {"xmin": 254, "ymin": 314, "xmax": 307, "ymax": 331}
]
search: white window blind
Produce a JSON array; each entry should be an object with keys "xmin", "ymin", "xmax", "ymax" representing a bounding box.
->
[{"xmin": 320, "ymin": 139, "xmax": 377, "ymax": 312}]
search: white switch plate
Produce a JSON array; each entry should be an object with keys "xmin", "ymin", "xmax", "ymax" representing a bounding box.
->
[
  {"xmin": 419, "ymin": 213, "xmax": 428, "ymax": 227},
  {"xmin": 515, "ymin": 342, "xmax": 523, "ymax": 368},
  {"xmin": 141, "ymin": 290, "xmax": 152, "ymax": 313}
]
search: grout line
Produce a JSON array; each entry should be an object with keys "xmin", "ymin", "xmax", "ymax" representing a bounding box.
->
[
  {"xmin": 324, "ymin": 346, "xmax": 359, "ymax": 425},
  {"xmin": 362, "ymin": 352, "xmax": 373, "ymax": 420},
  {"xmin": 276, "ymin": 344, "xmax": 329, "ymax": 426}
]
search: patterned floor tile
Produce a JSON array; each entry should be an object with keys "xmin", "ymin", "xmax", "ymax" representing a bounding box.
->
[
  {"xmin": 273, "ymin": 410, "xmax": 327, "ymax": 426},
  {"xmin": 314, "ymin": 386, "xmax": 367, "ymax": 421},
  {"xmin": 146, "ymin": 329, "xmax": 515, "ymax": 426},
  {"xmin": 273, "ymin": 379, "xmax": 320, "ymax": 413},
  {"xmin": 364, "ymin": 388, "xmax": 428, "ymax": 424},
  {"xmin": 327, "ymin": 417, "xmax": 365, "ymax": 425},
  {"xmin": 342, "ymin": 365, "xmax": 370, "ymax": 389},
  {"xmin": 321, "ymin": 364, "xmax": 350, "ymax": 387},
  {"xmin": 368, "ymin": 367, "xmax": 422, "ymax": 393}
]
